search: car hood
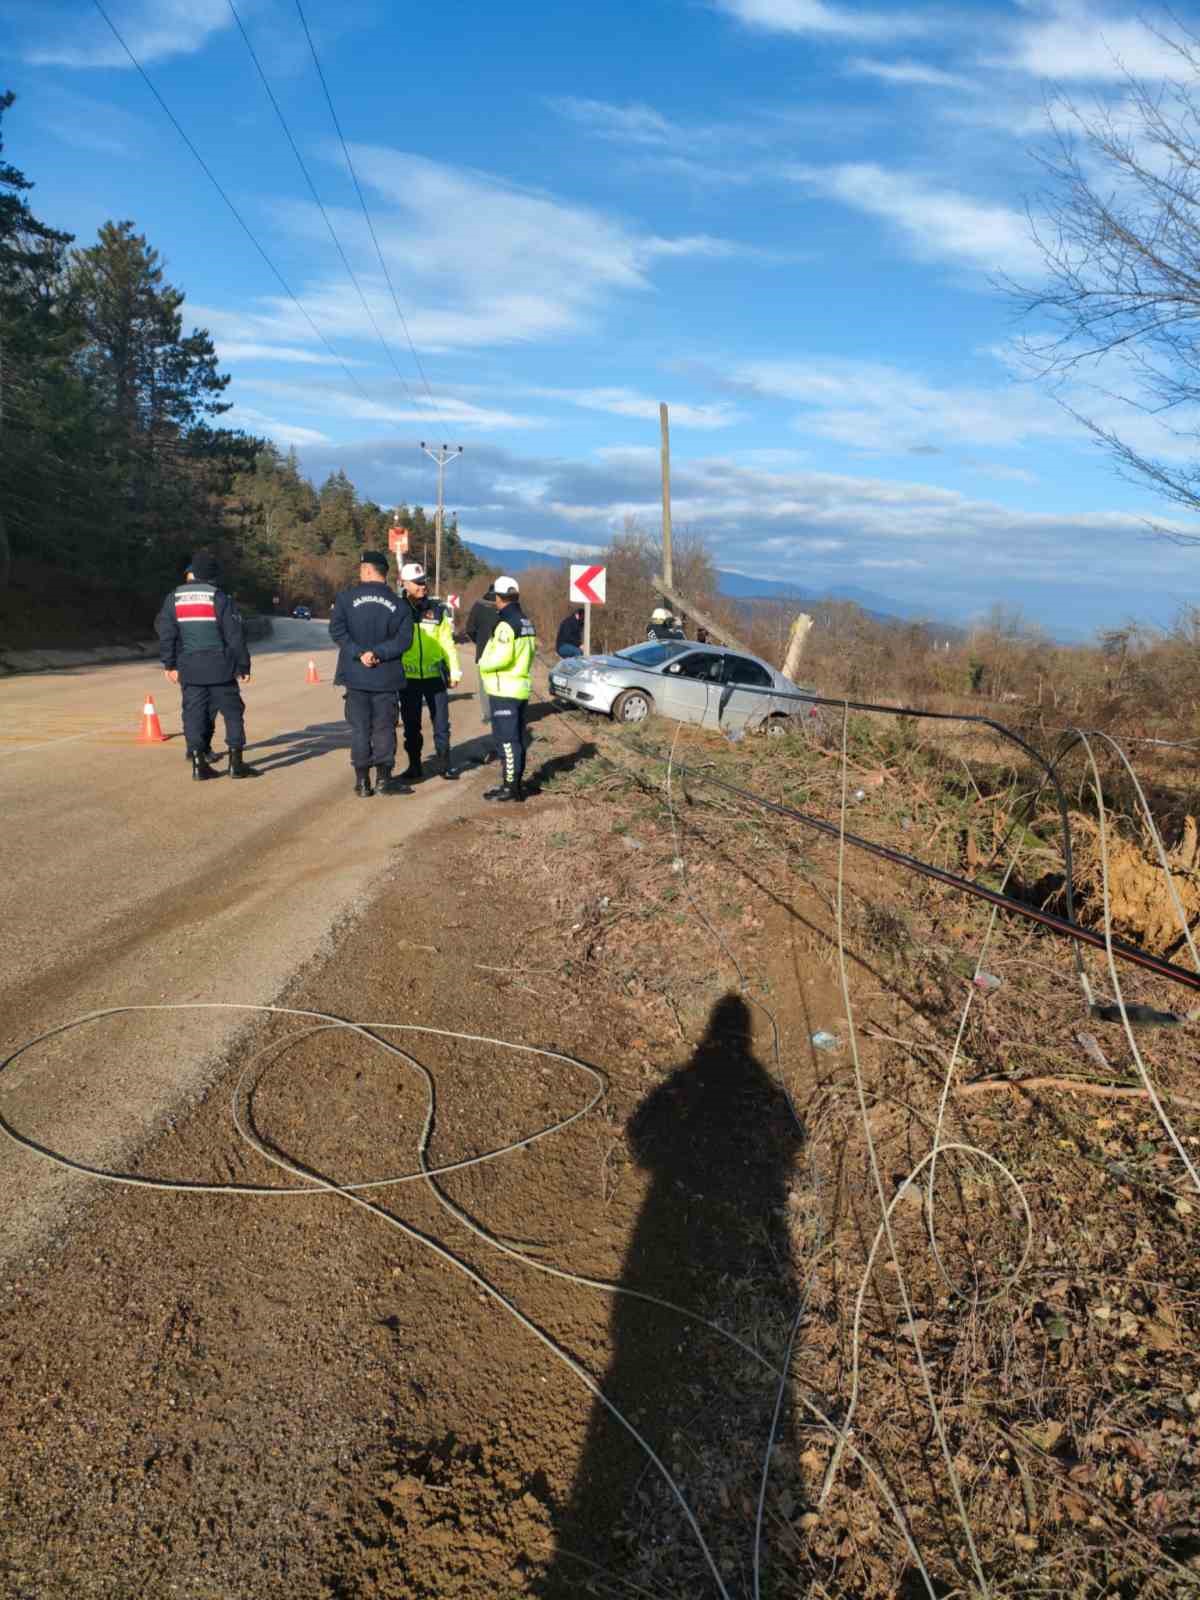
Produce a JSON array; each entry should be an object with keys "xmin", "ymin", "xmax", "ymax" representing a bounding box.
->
[{"xmin": 553, "ymin": 654, "xmax": 629, "ymax": 675}]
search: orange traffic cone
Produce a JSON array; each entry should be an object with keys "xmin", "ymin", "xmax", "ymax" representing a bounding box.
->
[
  {"xmin": 138, "ymin": 693, "xmax": 167, "ymax": 744},
  {"xmin": 305, "ymin": 658, "xmax": 320, "ymax": 684}
]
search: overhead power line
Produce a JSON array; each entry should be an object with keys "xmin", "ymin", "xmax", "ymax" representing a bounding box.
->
[
  {"xmin": 224, "ymin": 0, "xmax": 425, "ymax": 413},
  {"xmin": 293, "ymin": 0, "xmax": 443, "ymax": 419},
  {"xmin": 90, "ymin": 0, "xmax": 378, "ymax": 409}
]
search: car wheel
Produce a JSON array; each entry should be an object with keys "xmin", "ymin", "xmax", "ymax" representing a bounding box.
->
[{"xmin": 611, "ymin": 688, "xmax": 653, "ymax": 724}]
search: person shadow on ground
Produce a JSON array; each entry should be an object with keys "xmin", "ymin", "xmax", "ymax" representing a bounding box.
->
[{"xmin": 536, "ymin": 993, "xmax": 804, "ymax": 1598}]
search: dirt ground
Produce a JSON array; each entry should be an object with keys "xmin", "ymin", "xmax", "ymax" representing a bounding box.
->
[{"xmin": 1, "ymin": 697, "xmax": 1197, "ymax": 1598}]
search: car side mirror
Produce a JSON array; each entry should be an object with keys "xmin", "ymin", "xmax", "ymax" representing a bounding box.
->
[{"xmin": 667, "ymin": 663, "xmax": 681, "ymax": 674}]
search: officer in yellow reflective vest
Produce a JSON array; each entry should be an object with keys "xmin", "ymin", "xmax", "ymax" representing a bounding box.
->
[
  {"xmin": 397, "ymin": 562, "xmax": 463, "ymax": 781},
  {"xmin": 478, "ymin": 575, "xmax": 536, "ymax": 803}
]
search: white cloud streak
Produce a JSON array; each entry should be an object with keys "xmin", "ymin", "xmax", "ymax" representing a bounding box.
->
[
  {"xmin": 847, "ymin": 57, "xmax": 974, "ymax": 89},
  {"xmin": 713, "ymin": 0, "xmax": 928, "ymax": 42},
  {"xmin": 23, "ymin": 0, "xmax": 232, "ymax": 67},
  {"xmin": 788, "ymin": 162, "xmax": 1044, "ymax": 276},
  {"xmin": 532, "ymin": 387, "xmax": 743, "ymax": 429},
  {"xmin": 1004, "ymin": 4, "xmax": 1190, "ymax": 82}
]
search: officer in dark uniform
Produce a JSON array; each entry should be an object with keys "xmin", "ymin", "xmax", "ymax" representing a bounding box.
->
[
  {"xmin": 156, "ymin": 553, "xmax": 259, "ymax": 781},
  {"xmin": 328, "ymin": 550, "xmax": 415, "ymax": 797}
]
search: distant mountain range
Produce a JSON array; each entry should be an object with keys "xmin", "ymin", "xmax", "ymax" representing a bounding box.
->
[{"xmin": 465, "ymin": 540, "xmax": 962, "ymax": 637}]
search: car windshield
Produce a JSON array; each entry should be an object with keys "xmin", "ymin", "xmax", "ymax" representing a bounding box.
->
[{"xmin": 615, "ymin": 642, "xmax": 691, "ymax": 667}]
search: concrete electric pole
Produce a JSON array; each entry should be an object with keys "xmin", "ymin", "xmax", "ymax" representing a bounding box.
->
[{"xmin": 419, "ymin": 442, "xmax": 463, "ymax": 596}]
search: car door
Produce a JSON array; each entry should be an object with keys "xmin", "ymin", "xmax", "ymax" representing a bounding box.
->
[
  {"xmin": 717, "ymin": 653, "xmax": 775, "ymax": 730},
  {"xmin": 657, "ymin": 651, "xmax": 722, "ymax": 727}
]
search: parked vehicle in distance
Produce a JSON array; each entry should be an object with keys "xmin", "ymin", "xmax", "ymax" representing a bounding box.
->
[
  {"xmin": 291, "ymin": 605, "xmax": 312, "ymax": 620},
  {"xmin": 549, "ymin": 640, "xmax": 818, "ymax": 734}
]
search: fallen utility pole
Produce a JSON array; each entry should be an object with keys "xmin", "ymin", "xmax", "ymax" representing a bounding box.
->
[
  {"xmin": 652, "ymin": 572, "xmax": 755, "ymax": 656},
  {"xmin": 644, "ymin": 746, "xmax": 1200, "ymax": 998}
]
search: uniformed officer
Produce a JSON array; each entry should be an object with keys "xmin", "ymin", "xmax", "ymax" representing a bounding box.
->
[
  {"xmin": 478, "ymin": 574, "xmax": 536, "ymax": 803},
  {"xmin": 156, "ymin": 553, "xmax": 259, "ymax": 781},
  {"xmin": 647, "ymin": 606, "xmax": 685, "ymax": 642},
  {"xmin": 397, "ymin": 562, "xmax": 462, "ymax": 782},
  {"xmin": 328, "ymin": 551, "xmax": 414, "ymax": 797}
]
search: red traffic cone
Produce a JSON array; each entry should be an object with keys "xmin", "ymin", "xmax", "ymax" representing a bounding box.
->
[
  {"xmin": 138, "ymin": 694, "xmax": 167, "ymax": 744},
  {"xmin": 305, "ymin": 658, "xmax": 319, "ymax": 684}
]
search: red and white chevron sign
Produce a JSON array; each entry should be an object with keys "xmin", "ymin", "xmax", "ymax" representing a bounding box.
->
[
  {"xmin": 446, "ymin": 592, "xmax": 461, "ymax": 609},
  {"xmin": 569, "ymin": 563, "xmax": 606, "ymax": 605}
]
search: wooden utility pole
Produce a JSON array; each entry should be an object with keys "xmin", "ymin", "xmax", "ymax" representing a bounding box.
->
[{"xmin": 659, "ymin": 402, "xmax": 672, "ymax": 591}]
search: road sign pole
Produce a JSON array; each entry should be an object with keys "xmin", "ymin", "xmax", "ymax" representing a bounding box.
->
[{"xmin": 583, "ymin": 601, "xmax": 591, "ymax": 658}]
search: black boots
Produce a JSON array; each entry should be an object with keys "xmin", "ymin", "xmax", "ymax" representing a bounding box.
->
[
  {"xmin": 354, "ymin": 766, "xmax": 374, "ymax": 797},
  {"xmin": 229, "ymin": 749, "xmax": 260, "ymax": 779},
  {"xmin": 434, "ymin": 752, "xmax": 460, "ymax": 781},
  {"xmin": 374, "ymin": 764, "xmax": 412, "ymax": 796},
  {"xmin": 401, "ymin": 758, "xmax": 423, "ymax": 782},
  {"xmin": 191, "ymin": 751, "xmax": 219, "ymax": 781},
  {"xmin": 483, "ymin": 780, "xmax": 525, "ymax": 804}
]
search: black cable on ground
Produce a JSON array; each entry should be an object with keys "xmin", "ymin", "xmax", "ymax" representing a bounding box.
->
[{"xmin": 628, "ymin": 741, "xmax": 1200, "ymax": 997}]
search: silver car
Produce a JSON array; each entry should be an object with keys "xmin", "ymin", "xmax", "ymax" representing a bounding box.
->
[{"xmin": 549, "ymin": 640, "xmax": 818, "ymax": 733}]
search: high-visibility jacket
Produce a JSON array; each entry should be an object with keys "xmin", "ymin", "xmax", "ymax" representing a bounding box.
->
[
  {"xmin": 401, "ymin": 601, "xmax": 461, "ymax": 683},
  {"xmin": 478, "ymin": 601, "xmax": 536, "ymax": 700}
]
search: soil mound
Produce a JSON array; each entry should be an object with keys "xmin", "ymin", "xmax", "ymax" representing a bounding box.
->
[{"xmin": 1071, "ymin": 812, "xmax": 1200, "ymax": 955}]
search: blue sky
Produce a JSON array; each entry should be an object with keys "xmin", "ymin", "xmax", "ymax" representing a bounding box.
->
[{"xmin": 5, "ymin": 0, "xmax": 1200, "ymax": 636}]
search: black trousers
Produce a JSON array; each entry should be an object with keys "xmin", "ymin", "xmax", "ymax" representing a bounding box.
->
[
  {"xmin": 490, "ymin": 696, "xmax": 528, "ymax": 786},
  {"xmin": 400, "ymin": 678, "xmax": 450, "ymax": 762},
  {"xmin": 182, "ymin": 680, "xmax": 244, "ymax": 753},
  {"xmin": 343, "ymin": 688, "xmax": 399, "ymax": 768}
]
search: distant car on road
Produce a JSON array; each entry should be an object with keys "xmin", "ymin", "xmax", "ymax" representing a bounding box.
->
[
  {"xmin": 549, "ymin": 640, "xmax": 818, "ymax": 735},
  {"xmin": 291, "ymin": 605, "xmax": 312, "ymax": 620}
]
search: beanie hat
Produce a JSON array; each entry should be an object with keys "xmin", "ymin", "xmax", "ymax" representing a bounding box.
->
[{"xmin": 188, "ymin": 553, "xmax": 220, "ymax": 582}]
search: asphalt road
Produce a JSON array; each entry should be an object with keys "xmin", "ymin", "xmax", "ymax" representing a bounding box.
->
[{"xmin": 0, "ymin": 617, "xmax": 493, "ymax": 1261}]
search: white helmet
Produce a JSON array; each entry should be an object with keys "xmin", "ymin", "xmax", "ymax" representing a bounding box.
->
[{"xmin": 651, "ymin": 607, "xmax": 672, "ymax": 623}]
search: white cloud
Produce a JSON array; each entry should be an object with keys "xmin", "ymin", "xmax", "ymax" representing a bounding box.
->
[
  {"xmin": 225, "ymin": 408, "xmax": 332, "ymax": 448},
  {"xmin": 299, "ymin": 436, "xmax": 1200, "ymax": 629},
  {"xmin": 714, "ymin": 0, "xmax": 928, "ymax": 42},
  {"xmin": 549, "ymin": 98, "xmax": 681, "ymax": 147},
  {"xmin": 533, "ymin": 387, "xmax": 743, "ymax": 429},
  {"xmin": 848, "ymin": 57, "xmax": 974, "ymax": 89},
  {"xmin": 737, "ymin": 356, "xmax": 1071, "ymax": 451},
  {"xmin": 1004, "ymin": 5, "xmax": 1189, "ymax": 81},
  {"xmin": 23, "ymin": 0, "xmax": 232, "ymax": 67},
  {"xmin": 217, "ymin": 341, "xmax": 361, "ymax": 367},
  {"xmin": 789, "ymin": 162, "xmax": 1044, "ymax": 276},
  {"xmin": 256, "ymin": 150, "xmax": 742, "ymax": 355},
  {"xmin": 244, "ymin": 379, "xmax": 542, "ymax": 432}
]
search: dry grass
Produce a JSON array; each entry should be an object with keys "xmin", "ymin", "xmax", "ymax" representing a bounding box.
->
[{"xmin": 530, "ymin": 699, "xmax": 1200, "ymax": 1598}]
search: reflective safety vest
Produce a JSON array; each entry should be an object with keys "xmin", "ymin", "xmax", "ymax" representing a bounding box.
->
[
  {"xmin": 401, "ymin": 602, "xmax": 461, "ymax": 682},
  {"xmin": 478, "ymin": 603, "xmax": 536, "ymax": 700}
]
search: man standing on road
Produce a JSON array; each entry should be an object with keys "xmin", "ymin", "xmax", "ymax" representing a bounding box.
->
[
  {"xmin": 156, "ymin": 554, "xmax": 260, "ymax": 782},
  {"xmin": 556, "ymin": 607, "xmax": 585, "ymax": 658},
  {"xmin": 478, "ymin": 575, "xmax": 536, "ymax": 803},
  {"xmin": 329, "ymin": 551, "xmax": 414, "ymax": 797},
  {"xmin": 465, "ymin": 585, "xmax": 499, "ymax": 733},
  {"xmin": 396, "ymin": 562, "xmax": 462, "ymax": 782}
]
